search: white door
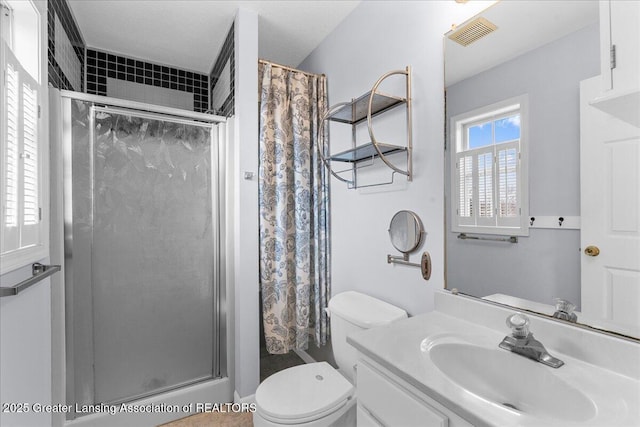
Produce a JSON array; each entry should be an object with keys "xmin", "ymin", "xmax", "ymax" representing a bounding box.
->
[{"xmin": 580, "ymin": 76, "xmax": 640, "ymax": 336}]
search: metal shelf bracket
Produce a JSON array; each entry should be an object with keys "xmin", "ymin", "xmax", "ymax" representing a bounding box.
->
[{"xmin": 317, "ymin": 66, "xmax": 413, "ymax": 189}]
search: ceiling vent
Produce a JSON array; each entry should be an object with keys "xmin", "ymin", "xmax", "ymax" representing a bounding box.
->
[{"xmin": 448, "ymin": 17, "xmax": 497, "ymax": 47}]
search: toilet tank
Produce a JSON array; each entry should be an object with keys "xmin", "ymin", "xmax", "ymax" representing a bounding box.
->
[{"xmin": 328, "ymin": 291, "xmax": 407, "ymax": 382}]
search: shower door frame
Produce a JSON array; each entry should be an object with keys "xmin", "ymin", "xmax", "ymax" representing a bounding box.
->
[{"xmin": 57, "ymin": 90, "xmax": 228, "ymax": 418}]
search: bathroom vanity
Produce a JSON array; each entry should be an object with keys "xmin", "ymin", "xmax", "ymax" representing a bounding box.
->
[
  {"xmin": 355, "ymin": 358, "xmax": 470, "ymax": 427},
  {"xmin": 349, "ymin": 291, "xmax": 640, "ymax": 427}
]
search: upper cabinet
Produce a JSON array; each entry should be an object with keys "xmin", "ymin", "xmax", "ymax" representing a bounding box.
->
[
  {"xmin": 593, "ymin": 0, "xmax": 640, "ymax": 127},
  {"xmin": 600, "ymin": 0, "xmax": 639, "ymax": 93}
]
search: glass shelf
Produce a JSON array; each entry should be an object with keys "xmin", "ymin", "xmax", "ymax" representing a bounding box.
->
[
  {"xmin": 319, "ymin": 66, "xmax": 412, "ymax": 188},
  {"xmin": 326, "ymin": 91, "xmax": 406, "ymax": 124},
  {"xmin": 329, "ymin": 142, "xmax": 407, "ymax": 163}
]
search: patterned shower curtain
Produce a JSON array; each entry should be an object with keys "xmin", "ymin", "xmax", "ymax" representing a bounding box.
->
[{"xmin": 258, "ymin": 62, "xmax": 330, "ymax": 354}]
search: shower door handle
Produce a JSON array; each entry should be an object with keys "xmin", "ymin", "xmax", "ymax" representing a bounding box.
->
[{"xmin": 0, "ymin": 263, "xmax": 61, "ymax": 297}]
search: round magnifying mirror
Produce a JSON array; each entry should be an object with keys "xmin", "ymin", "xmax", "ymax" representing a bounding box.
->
[{"xmin": 388, "ymin": 210, "xmax": 424, "ymax": 253}]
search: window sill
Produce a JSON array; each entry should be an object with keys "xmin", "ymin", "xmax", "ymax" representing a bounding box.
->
[{"xmin": 1, "ymin": 245, "xmax": 48, "ymax": 275}]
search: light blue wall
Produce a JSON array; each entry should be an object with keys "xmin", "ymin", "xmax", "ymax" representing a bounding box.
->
[
  {"xmin": 445, "ymin": 24, "xmax": 600, "ymax": 307},
  {"xmin": 298, "ymin": 2, "xmax": 490, "ymax": 319}
]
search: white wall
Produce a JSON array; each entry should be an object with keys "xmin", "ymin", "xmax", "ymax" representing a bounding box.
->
[
  {"xmin": 232, "ymin": 8, "xmax": 260, "ymax": 399},
  {"xmin": 0, "ymin": 2, "xmax": 52, "ymax": 426},
  {"xmin": 298, "ymin": 1, "xmax": 493, "ymax": 316},
  {"xmin": 0, "ymin": 265, "xmax": 52, "ymax": 427}
]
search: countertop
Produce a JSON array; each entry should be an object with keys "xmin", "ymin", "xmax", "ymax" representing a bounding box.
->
[{"xmin": 347, "ymin": 300, "xmax": 640, "ymax": 427}]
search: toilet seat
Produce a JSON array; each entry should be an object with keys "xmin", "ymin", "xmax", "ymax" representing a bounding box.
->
[{"xmin": 255, "ymin": 362, "xmax": 355, "ymax": 425}]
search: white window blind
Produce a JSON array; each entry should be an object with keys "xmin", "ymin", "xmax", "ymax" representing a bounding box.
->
[
  {"xmin": 1, "ymin": 0, "xmax": 45, "ymax": 273},
  {"xmin": 458, "ymin": 155, "xmax": 473, "ymax": 219},
  {"xmin": 4, "ymin": 62, "xmax": 19, "ymax": 229},
  {"xmin": 477, "ymin": 150, "xmax": 493, "ymax": 219},
  {"xmin": 450, "ymin": 96, "xmax": 529, "ymax": 235},
  {"xmin": 1, "ymin": 41, "xmax": 42, "ymax": 259},
  {"xmin": 22, "ymin": 81, "xmax": 38, "ymax": 226}
]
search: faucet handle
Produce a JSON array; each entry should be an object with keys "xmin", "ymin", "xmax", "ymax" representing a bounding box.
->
[
  {"xmin": 553, "ymin": 298, "xmax": 578, "ymax": 322},
  {"xmin": 506, "ymin": 313, "xmax": 530, "ymax": 338}
]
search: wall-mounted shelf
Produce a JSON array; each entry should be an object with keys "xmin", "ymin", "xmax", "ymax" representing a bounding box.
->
[
  {"xmin": 318, "ymin": 66, "xmax": 412, "ymax": 189},
  {"xmin": 329, "ymin": 142, "xmax": 407, "ymax": 163},
  {"xmin": 590, "ymin": 87, "xmax": 640, "ymax": 128},
  {"xmin": 327, "ymin": 91, "xmax": 406, "ymax": 124}
]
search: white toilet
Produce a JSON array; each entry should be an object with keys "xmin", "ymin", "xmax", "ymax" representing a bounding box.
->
[{"xmin": 254, "ymin": 291, "xmax": 408, "ymax": 426}]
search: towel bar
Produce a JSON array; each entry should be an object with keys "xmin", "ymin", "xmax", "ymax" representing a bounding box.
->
[
  {"xmin": 0, "ymin": 263, "xmax": 61, "ymax": 297},
  {"xmin": 458, "ymin": 233, "xmax": 518, "ymax": 243}
]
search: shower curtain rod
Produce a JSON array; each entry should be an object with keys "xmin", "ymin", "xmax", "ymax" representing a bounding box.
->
[{"xmin": 258, "ymin": 59, "xmax": 325, "ymax": 78}]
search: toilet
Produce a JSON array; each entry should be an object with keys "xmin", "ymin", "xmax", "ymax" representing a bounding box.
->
[{"xmin": 254, "ymin": 291, "xmax": 408, "ymax": 426}]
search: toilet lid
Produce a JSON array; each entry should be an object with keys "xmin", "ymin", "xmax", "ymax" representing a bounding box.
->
[{"xmin": 255, "ymin": 362, "xmax": 354, "ymax": 423}]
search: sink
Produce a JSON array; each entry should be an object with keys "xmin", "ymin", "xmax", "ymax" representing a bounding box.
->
[
  {"xmin": 423, "ymin": 339, "xmax": 597, "ymax": 422},
  {"xmin": 347, "ymin": 294, "xmax": 639, "ymax": 427}
]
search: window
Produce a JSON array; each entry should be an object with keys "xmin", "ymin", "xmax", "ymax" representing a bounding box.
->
[
  {"xmin": 450, "ymin": 95, "xmax": 529, "ymax": 236},
  {"xmin": 1, "ymin": 0, "xmax": 46, "ymax": 273}
]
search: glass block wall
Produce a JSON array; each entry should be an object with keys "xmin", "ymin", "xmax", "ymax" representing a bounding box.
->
[{"xmin": 48, "ymin": 0, "xmax": 85, "ymax": 92}]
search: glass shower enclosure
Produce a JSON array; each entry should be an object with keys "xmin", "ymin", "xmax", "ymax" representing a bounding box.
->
[{"xmin": 60, "ymin": 95, "xmax": 225, "ymax": 416}]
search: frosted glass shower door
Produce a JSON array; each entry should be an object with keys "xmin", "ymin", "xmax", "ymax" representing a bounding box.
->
[{"xmin": 86, "ymin": 107, "xmax": 218, "ymax": 404}]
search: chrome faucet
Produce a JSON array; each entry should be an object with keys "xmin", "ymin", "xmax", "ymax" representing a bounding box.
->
[{"xmin": 499, "ymin": 313, "xmax": 564, "ymax": 368}]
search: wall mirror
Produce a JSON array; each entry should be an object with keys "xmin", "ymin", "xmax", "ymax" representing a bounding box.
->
[
  {"xmin": 444, "ymin": 1, "xmax": 639, "ymax": 339},
  {"xmin": 389, "ymin": 210, "xmax": 424, "ymax": 254}
]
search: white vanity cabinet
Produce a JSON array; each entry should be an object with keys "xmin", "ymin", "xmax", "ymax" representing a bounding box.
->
[{"xmin": 356, "ymin": 358, "xmax": 474, "ymax": 427}]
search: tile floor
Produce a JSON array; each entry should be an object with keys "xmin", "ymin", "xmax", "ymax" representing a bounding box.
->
[
  {"xmin": 159, "ymin": 347, "xmax": 306, "ymax": 426},
  {"xmin": 260, "ymin": 345, "xmax": 306, "ymax": 382},
  {"xmin": 159, "ymin": 410, "xmax": 253, "ymax": 427}
]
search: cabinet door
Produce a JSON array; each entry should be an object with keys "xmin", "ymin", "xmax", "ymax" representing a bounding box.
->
[
  {"xmin": 357, "ymin": 406, "xmax": 384, "ymax": 427},
  {"xmin": 357, "ymin": 361, "xmax": 449, "ymax": 427},
  {"xmin": 601, "ymin": 0, "xmax": 640, "ymax": 93}
]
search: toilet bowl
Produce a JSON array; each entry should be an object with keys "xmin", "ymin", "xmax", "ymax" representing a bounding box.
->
[
  {"xmin": 254, "ymin": 362, "xmax": 356, "ymax": 426},
  {"xmin": 254, "ymin": 291, "xmax": 407, "ymax": 427}
]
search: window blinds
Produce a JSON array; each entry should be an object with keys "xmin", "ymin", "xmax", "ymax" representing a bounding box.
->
[
  {"xmin": 4, "ymin": 62, "xmax": 19, "ymax": 229},
  {"xmin": 2, "ymin": 44, "xmax": 40, "ymax": 254}
]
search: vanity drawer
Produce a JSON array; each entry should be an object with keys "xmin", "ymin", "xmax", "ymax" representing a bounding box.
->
[{"xmin": 357, "ymin": 360, "xmax": 448, "ymax": 427}]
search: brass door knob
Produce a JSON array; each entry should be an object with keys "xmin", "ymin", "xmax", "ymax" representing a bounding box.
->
[{"xmin": 584, "ymin": 245, "xmax": 600, "ymax": 257}]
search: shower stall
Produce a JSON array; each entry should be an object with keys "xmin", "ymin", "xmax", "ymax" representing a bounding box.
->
[{"xmin": 50, "ymin": 89, "xmax": 230, "ymax": 422}]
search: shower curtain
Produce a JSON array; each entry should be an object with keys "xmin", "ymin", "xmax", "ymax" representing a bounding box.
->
[{"xmin": 258, "ymin": 62, "xmax": 330, "ymax": 354}]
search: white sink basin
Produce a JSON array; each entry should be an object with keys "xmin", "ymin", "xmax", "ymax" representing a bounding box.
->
[
  {"xmin": 349, "ymin": 294, "xmax": 640, "ymax": 427},
  {"xmin": 423, "ymin": 337, "xmax": 597, "ymax": 423}
]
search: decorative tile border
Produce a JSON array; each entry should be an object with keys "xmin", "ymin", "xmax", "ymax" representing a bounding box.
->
[
  {"xmin": 48, "ymin": 0, "xmax": 228, "ymax": 114},
  {"xmin": 86, "ymin": 49, "xmax": 209, "ymax": 113}
]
